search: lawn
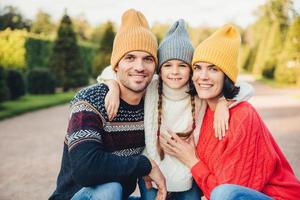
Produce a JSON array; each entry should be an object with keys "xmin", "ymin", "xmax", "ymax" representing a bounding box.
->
[{"xmin": 0, "ymin": 92, "xmax": 76, "ymax": 120}]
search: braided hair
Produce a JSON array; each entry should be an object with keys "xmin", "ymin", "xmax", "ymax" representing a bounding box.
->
[{"xmin": 156, "ymin": 67, "xmax": 196, "ymax": 160}]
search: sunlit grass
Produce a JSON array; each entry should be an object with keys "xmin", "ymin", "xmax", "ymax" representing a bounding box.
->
[{"xmin": 0, "ymin": 92, "xmax": 75, "ymax": 120}]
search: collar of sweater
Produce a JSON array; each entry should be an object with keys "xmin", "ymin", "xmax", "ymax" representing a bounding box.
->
[{"xmin": 162, "ymin": 83, "xmax": 189, "ymax": 101}]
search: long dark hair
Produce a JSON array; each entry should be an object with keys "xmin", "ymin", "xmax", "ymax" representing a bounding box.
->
[{"xmin": 223, "ymin": 75, "xmax": 240, "ymax": 99}]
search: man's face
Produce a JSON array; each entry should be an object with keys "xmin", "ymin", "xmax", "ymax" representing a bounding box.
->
[{"xmin": 115, "ymin": 51, "xmax": 156, "ymax": 93}]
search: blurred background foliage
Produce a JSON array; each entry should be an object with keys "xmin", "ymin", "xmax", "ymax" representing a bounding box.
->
[{"xmin": 0, "ymin": 0, "xmax": 299, "ymax": 105}]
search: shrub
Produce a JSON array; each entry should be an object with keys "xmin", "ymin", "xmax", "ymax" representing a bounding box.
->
[
  {"xmin": 27, "ymin": 68, "xmax": 55, "ymax": 94},
  {"xmin": 0, "ymin": 67, "xmax": 10, "ymax": 103},
  {"xmin": 6, "ymin": 69, "xmax": 26, "ymax": 100}
]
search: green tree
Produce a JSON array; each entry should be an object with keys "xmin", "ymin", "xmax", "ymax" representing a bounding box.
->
[
  {"xmin": 73, "ymin": 15, "xmax": 93, "ymax": 41},
  {"xmin": 251, "ymin": 0, "xmax": 291, "ymax": 75},
  {"xmin": 91, "ymin": 23, "xmax": 106, "ymax": 43},
  {"xmin": 262, "ymin": 20, "xmax": 284, "ymax": 78},
  {"xmin": 31, "ymin": 10, "xmax": 56, "ymax": 35},
  {"xmin": 92, "ymin": 21, "xmax": 115, "ymax": 78},
  {"xmin": 48, "ymin": 14, "xmax": 88, "ymax": 91},
  {"xmin": 151, "ymin": 22, "xmax": 170, "ymax": 44},
  {"xmin": 275, "ymin": 16, "xmax": 300, "ymax": 84},
  {"xmin": 0, "ymin": 6, "xmax": 31, "ymax": 30},
  {"xmin": 252, "ymin": 25, "xmax": 271, "ymax": 74}
]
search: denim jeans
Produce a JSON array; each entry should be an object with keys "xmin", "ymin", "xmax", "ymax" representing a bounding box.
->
[
  {"xmin": 210, "ymin": 184, "xmax": 273, "ymax": 200},
  {"xmin": 138, "ymin": 178, "xmax": 202, "ymax": 200},
  {"xmin": 71, "ymin": 182, "xmax": 123, "ymax": 200}
]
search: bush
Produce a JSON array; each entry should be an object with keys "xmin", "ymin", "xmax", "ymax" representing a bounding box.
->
[
  {"xmin": 25, "ymin": 36, "xmax": 52, "ymax": 69},
  {"xmin": 6, "ymin": 69, "xmax": 26, "ymax": 100},
  {"xmin": 27, "ymin": 68, "xmax": 55, "ymax": 94},
  {"xmin": 0, "ymin": 29, "xmax": 26, "ymax": 69},
  {"xmin": 0, "ymin": 67, "xmax": 10, "ymax": 103}
]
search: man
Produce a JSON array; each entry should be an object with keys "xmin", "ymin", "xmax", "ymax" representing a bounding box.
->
[{"xmin": 49, "ymin": 9, "xmax": 166, "ymax": 200}]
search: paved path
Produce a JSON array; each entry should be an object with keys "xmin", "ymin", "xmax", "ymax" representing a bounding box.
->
[{"xmin": 0, "ymin": 75, "xmax": 299, "ymax": 199}]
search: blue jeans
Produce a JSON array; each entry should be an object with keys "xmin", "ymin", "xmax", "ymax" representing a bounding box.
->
[
  {"xmin": 71, "ymin": 182, "xmax": 123, "ymax": 200},
  {"xmin": 71, "ymin": 182, "xmax": 140, "ymax": 200},
  {"xmin": 138, "ymin": 178, "xmax": 202, "ymax": 200},
  {"xmin": 210, "ymin": 184, "xmax": 273, "ymax": 200}
]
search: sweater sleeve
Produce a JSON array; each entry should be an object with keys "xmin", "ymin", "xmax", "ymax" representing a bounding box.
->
[
  {"xmin": 97, "ymin": 65, "xmax": 117, "ymax": 83},
  {"xmin": 232, "ymin": 81, "xmax": 255, "ymax": 105},
  {"xmin": 66, "ymin": 103, "xmax": 152, "ymax": 187},
  {"xmin": 191, "ymin": 104, "xmax": 276, "ymax": 198}
]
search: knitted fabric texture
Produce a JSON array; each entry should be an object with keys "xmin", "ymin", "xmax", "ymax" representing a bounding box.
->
[
  {"xmin": 192, "ymin": 24, "xmax": 241, "ymax": 83},
  {"xmin": 111, "ymin": 9, "xmax": 158, "ymax": 70},
  {"xmin": 143, "ymin": 77, "xmax": 207, "ymax": 191},
  {"xmin": 191, "ymin": 102, "xmax": 300, "ymax": 199},
  {"xmin": 157, "ymin": 19, "xmax": 194, "ymax": 72},
  {"xmin": 49, "ymin": 83, "xmax": 151, "ymax": 200}
]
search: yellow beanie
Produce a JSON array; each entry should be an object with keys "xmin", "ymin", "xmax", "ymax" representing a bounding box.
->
[
  {"xmin": 192, "ymin": 24, "xmax": 241, "ymax": 83},
  {"xmin": 111, "ymin": 9, "xmax": 158, "ymax": 70}
]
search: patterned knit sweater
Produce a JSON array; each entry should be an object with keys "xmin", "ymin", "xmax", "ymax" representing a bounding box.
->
[
  {"xmin": 191, "ymin": 102, "xmax": 300, "ymax": 200},
  {"xmin": 49, "ymin": 83, "xmax": 152, "ymax": 200}
]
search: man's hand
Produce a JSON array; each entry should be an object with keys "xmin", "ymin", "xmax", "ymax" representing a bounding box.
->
[{"xmin": 147, "ymin": 160, "xmax": 167, "ymax": 200}]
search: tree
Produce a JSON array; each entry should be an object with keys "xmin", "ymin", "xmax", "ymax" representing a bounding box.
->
[
  {"xmin": 252, "ymin": 26, "xmax": 270, "ymax": 74},
  {"xmin": 151, "ymin": 22, "xmax": 170, "ymax": 44},
  {"xmin": 262, "ymin": 20, "xmax": 284, "ymax": 78},
  {"xmin": 92, "ymin": 21, "xmax": 115, "ymax": 77},
  {"xmin": 251, "ymin": 0, "xmax": 291, "ymax": 75},
  {"xmin": 91, "ymin": 23, "xmax": 106, "ymax": 43},
  {"xmin": 73, "ymin": 14, "xmax": 93, "ymax": 41},
  {"xmin": 275, "ymin": 16, "xmax": 300, "ymax": 84},
  {"xmin": 48, "ymin": 14, "xmax": 88, "ymax": 91},
  {"xmin": 0, "ymin": 6, "xmax": 31, "ymax": 30},
  {"xmin": 31, "ymin": 10, "xmax": 56, "ymax": 35}
]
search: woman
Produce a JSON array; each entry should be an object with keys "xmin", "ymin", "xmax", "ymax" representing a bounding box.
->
[
  {"xmin": 160, "ymin": 24, "xmax": 300, "ymax": 200},
  {"xmin": 99, "ymin": 20, "xmax": 253, "ymax": 199}
]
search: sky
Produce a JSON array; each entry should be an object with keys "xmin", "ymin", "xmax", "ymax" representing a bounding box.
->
[{"xmin": 1, "ymin": 0, "xmax": 300, "ymax": 28}]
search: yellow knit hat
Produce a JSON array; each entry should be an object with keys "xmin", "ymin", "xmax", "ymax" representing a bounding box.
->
[
  {"xmin": 111, "ymin": 9, "xmax": 158, "ymax": 70},
  {"xmin": 192, "ymin": 24, "xmax": 241, "ymax": 83}
]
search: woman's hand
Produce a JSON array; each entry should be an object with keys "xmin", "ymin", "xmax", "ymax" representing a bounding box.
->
[
  {"xmin": 104, "ymin": 80, "xmax": 120, "ymax": 121},
  {"xmin": 214, "ymin": 98, "xmax": 229, "ymax": 140},
  {"xmin": 159, "ymin": 130, "xmax": 199, "ymax": 168}
]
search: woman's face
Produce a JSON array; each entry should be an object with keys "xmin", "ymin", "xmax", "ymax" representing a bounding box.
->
[
  {"xmin": 192, "ymin": 62, "xmax": 224, "ymax": 100},
  {"xmin": 160, "ymin": 60, "xmax": 191, "ymax": 89}
]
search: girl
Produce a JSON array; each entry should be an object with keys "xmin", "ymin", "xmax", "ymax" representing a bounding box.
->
[
  {"xmin": 160, "ymin": 24, "xmax": 300, "ymax": 200},
  {"xmin": 99, "ymin": 20, "xmax": 254, "ymax": 199}
]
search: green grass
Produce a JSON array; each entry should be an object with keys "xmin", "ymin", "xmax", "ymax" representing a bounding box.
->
[{"xmin": 0, "ymin": 91, "xmax": 76, "ymax": 120}]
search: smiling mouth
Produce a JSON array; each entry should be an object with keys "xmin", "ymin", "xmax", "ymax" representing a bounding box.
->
[
  {"xmin": 198, "ymin": 83, "xmax": 213, "ymax": 89},
  {"xmin": 168, "ymin": 78, "xmax": 182, "ymax": 81},
  {"xmin": 129, "ymin": 74, "xmax": 147, "ymax": 78}
]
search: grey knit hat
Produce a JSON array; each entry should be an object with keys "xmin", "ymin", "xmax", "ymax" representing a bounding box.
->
[{"xmin": 157, "ymin": 19, "xmax": 194, "ymax": 72}]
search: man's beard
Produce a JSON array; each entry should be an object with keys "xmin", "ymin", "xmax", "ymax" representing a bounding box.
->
[{"xmin": 121, "ymin": 80, "xmax": 148, "ymax": 93}]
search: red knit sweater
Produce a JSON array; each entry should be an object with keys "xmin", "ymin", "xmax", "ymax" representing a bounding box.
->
[{"xmin": 191, "ymin": 102, "xmax": 300, "ymax": 200}]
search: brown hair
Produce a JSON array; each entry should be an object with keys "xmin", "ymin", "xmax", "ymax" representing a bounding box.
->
[{"xmin": 156, "ymin": 72, "xmax": 196, "ymax": 160}]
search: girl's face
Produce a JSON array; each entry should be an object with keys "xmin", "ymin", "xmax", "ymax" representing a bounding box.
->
[
  {"xmin": 192, "ymin": 62, "xmax": 224, "ymax": 100},
  {"xmin": 160, "ymin": 60, "xmax": 191, "ymax": 89}
]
